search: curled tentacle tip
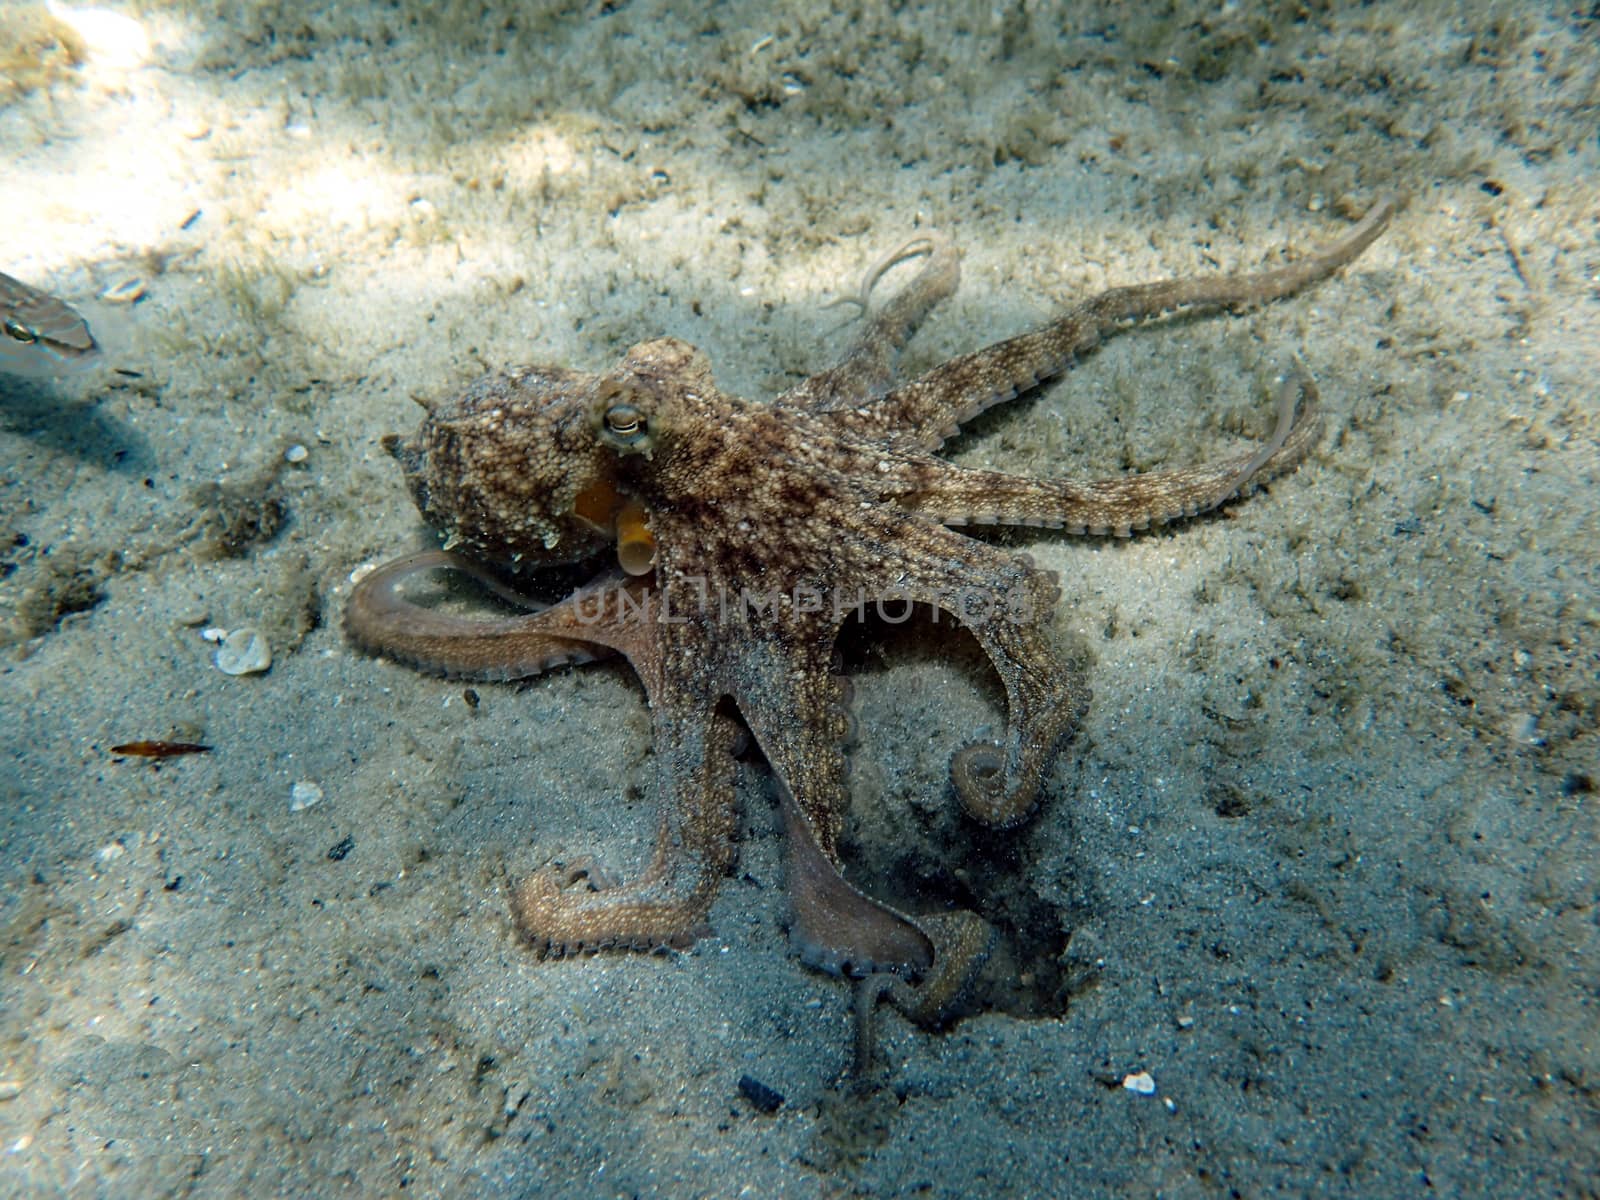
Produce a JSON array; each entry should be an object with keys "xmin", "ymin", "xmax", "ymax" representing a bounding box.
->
[
  {"xmin": 952, "ymin": 741, "xmax": 1044, "ymax": 827},
  {"xmin": 951, "ymin": 740, "xmax": 1008, "ymax": 818},
  {"xmin": 889, "ymin": 909, "xmax": 998, "ymax": 1029},
  {"xmin": 821, "ymin": 235, "xmax": 941, "ymax": 316}
]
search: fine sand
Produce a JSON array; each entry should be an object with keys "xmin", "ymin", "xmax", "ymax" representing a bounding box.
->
[{"xmin": 2, "ymin": 3, "xmax": 1596, "ymax": 1196}]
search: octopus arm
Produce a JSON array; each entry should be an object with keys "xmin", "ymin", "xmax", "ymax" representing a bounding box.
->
[
  {"xmin": 824, "ymin": 198, "xmax": 1394, "ymax": 452},
  {"xmin": 886, "ymin": 373, "xmax": 1323, "ymax": 536},
  {"xmin": 511, "ymin": 677, "xmax": 740, "ymax": 955},
  {"xmin": 344, "ymin": 549, "xmax": 646, "ymax": 681},
  {"xmin": 730, "ymin": 633, "xmax": 934, "ymax": 978},
  {"xmin": 852, "ymin": 514, "xmax": 1092, "ymax": 827},
  {"xmin": 350, "ymin": 552, "xmax": 736, "ymax": 954},
  {"xmin": 778, "ymin": 236, "xmax": 960, "ymax": 413}
]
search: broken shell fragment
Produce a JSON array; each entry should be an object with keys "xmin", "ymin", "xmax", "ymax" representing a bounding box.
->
[
  {"xmin": 213, "ymin": 627, "xmax": 271, "ymax": 675},
  {"xmin": 1122, "ymin": 1071, "xmax": 1156, "ymax": 1095},
  {"xmin": 289, "ymin": 780, "xmax": 323, "ymax": 812},
  {"xmin": 99, "ymin": 277, "xmax": 146, "ymax": 304}
]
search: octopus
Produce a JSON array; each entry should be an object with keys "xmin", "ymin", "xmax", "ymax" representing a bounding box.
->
[{"xmin": 346, "ymin": 198, "xmax": 1393, "ymax": 1022}]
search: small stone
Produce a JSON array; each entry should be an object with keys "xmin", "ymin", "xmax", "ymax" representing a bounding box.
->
[
  {"xmin": 284, "ymin": 443, "xmax": 309, "ymax": 464},
  {"xmin": 214, "ymin": 628, "xmax": 271, "ymax": 675},
  {"xmin": 0, "ymin": 1080, "xmax": 22, "ymax": 1102},
  {"xmin": 737, "ymin": 1074, "xmax": 784, "ymax": 1114},
  {"xmin": 1122, "ymin": 1070, "xmax": 1156, "ymax": 1095},
  {"xmin": 289, "ymin": 781, "xmax": 323, "ymax": 812},
  {"xmin": 503, "ymin": 1085, "xmax": 530, "ymax": 1119}
]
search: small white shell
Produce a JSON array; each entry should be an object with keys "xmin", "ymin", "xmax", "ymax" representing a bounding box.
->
[
  {"xmin": 289, "ymin": 780, "xmax": 323, "ymax": 812},
  {"xmin": 214, "ymin": 627, "xmax": 271, "ymax": 675},
  {"xmin": 100, "ymin": 278, "xmax": 147, "ymax": 304}
]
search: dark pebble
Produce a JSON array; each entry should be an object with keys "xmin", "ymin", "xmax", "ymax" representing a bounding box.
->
[{"xmin": 737, "ymin": 1074, "xmax": 784, "ymax": 1114}]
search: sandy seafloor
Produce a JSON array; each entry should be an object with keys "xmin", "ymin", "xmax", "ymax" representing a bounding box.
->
[{"xmin": 2, "ymin": 1, "xmax": 1597, "ymax": 1196}]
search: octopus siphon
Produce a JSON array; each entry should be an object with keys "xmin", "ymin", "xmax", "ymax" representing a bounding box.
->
[{"xmin": 346, "ymin": 198, "xmax": 1393, "ymax": 1023}]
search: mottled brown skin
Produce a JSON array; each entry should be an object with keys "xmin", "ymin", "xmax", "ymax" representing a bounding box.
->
[{"xmin": 346, "ymin": 199, "xmax": 1394, "ymax": 1015}]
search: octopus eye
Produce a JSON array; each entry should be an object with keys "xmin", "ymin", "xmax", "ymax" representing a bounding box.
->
[
  {"xmin": 591, "ymin": 380, "xmax": 659, "ymax": 456},
  {"xmin": 602, "ymin": 403, "xmax": 648, "ymax": 444}
]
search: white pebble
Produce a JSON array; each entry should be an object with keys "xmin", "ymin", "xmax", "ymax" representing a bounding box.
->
[
  {"xmin": 1508, "ymin": 712, "xmax": 1541, "ymax": 745},
  {"xmin": 214, "ymin": 627, "xmax": 271, "ymax": 675},
  {"xmin": 284, "ymin": 443, "xmax": 309, "ymax": 464},
  {"xmin": 289, "ymin": 781, "xmax": 323, "ymax": 812},
  {"xmin": 1122, "ymin": 1071, "xmax": 1156, "ymax": 1095}
]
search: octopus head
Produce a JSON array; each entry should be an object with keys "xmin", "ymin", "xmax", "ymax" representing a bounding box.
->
[{"xmin": 386, "ymin": 338, "xmax": 713, "ymax": 578}]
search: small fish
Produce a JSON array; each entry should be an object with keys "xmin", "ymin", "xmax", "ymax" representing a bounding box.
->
[
  {"xmin": 0, "ymin": 270, "xmax": 103, "ymax": 378},
  {"xmin": 110, "ymin": 740, "xmax": 212, "ymax": 759}
]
